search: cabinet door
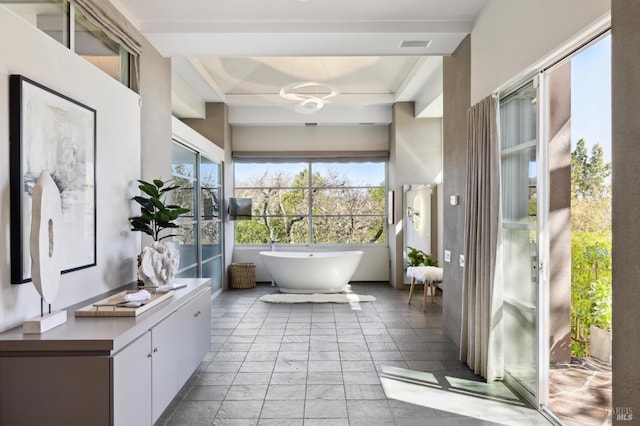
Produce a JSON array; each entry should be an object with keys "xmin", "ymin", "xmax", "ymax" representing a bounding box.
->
[
  {"xmin": 193, "ymin": 289, "xmax": 212, "ymax": 368},
  {"xmin": 0, "ymin": 356, "xmax": 110, "ymax": 426},
  {"xmin": 177, "ymin": 289, "xmax": 212, "ymax": 387},
  {"xmin": 151, "ymin": 313, "xmax": 180, "ymax": 423},
  {"xmin": 113, "ymin": 331, "xmax": 152, "ymax": 426}
]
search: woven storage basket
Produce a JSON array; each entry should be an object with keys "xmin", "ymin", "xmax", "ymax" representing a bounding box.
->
[{"xmin": 231, "ymin": 263, "xmax": 256, "ymax": 289}]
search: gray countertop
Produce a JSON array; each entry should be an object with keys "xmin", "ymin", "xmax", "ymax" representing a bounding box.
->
[{"xmin": 0, "ymin": 278, "xmax": 210, "ymax": 354}]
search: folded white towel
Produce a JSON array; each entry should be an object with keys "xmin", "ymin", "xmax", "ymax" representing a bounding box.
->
[{"xmin": 124, "ymin": 289, "xmax": 151, "ymax": 302}]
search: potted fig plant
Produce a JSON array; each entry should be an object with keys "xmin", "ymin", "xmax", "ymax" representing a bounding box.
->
[
  {"xmin": 129, "ymin": 179, "xmax": 190, "ymax": 288},
  {"xmin": 407, "ymin": 245, "xmax": 438, "ymax": 267}
]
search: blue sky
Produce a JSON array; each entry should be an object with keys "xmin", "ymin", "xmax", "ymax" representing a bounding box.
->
[
  {"xmin": 235, "ymin": 161, "xmax": 384, "ymax": 186},
  {"xmin": 571, "ymin": 35, "xmax": 611, "ymax": 161}
]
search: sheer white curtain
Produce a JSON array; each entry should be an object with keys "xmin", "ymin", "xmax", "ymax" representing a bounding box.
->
[{"xmin": 460, "ymin": 94, "xmax": 504, "ymax": 382}]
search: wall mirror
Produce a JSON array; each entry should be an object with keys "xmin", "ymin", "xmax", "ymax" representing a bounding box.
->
[{"xmin": 403, "ymin": 184, "xmax": 432, "ymax": 282}]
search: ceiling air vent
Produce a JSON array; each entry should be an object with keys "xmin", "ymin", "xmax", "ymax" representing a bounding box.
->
[
  {"xmin": 305, "ymin": 122, "xmax": 318, "ymax": 126},
  {"xmin": 400, "ymin": 40, "xmax": 431, "ymax": 48}
]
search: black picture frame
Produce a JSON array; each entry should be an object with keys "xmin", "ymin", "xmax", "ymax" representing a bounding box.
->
[{"xmin": 9, "ymin": 75, "xmax": 97, "ymax": 284}]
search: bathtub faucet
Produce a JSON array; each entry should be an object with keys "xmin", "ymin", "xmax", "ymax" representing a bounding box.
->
[{"xmin": 269, "ymin": 239, "xmax": 277, "ymax": 287}]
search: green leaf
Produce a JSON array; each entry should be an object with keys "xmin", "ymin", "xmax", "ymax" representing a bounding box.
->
[
  {"xmin": 129, "ymin": 216, "xmax": 151, "ymax": 226},
  {"xmin": 157, "ymin": 211, "xmax": 171, "ymax": 223},
  {"xmin": 167, "ymin": 208, "xmax": 190, "ymax": 218},
  {"xmin": 132, "ymin": 196, "xmax": 154, "ymax": 211},
  {"xmin": 150, "ymin": 197, "xmax": 164, "ymax": 210},
  {"xmin": 153, "ymin": 179, "xmax": 164, "ymax": 188},
  {"xmin": 138, "ymin": 183, "xmax": 159, "ymax": 198},
  {"xmin": 141, "ymin": 209, "xmax": 154, "ymax": 220}
]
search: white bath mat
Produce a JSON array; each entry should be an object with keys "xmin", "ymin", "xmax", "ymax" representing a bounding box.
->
[{"xmin": 259, "ymin": 293, "xmax": 376, "ymax": 304}]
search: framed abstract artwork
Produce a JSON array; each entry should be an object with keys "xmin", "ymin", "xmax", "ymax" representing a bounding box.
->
[{"xmin": 9, "ymin": 75, "xmax": 97, "ymax": 284}]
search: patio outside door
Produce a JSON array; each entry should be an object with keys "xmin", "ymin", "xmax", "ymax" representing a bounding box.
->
[{"xmin": 499, "ymin": 81, "xmax": 540, "ymax": 402}]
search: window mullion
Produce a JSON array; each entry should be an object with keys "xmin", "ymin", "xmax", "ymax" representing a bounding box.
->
[
  {"xmin": 195, "ymin": 152, "xmax": 202, "ymax": 277},
  {"xmin": 308, "ymin": 161, "xmax": 313, "ymax": 246},
  {"xmin": 67, "ymin": 2, "xmax": 74, "ymax": 50}
]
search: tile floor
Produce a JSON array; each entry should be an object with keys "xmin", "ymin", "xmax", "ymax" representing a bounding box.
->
[
  {"xmin": 549, "ymin": 358, "xmax": 612, "ymax": 425},
  {"xmin": 156, "ymin": 283, "xmax": 551, "ymax": 426}
]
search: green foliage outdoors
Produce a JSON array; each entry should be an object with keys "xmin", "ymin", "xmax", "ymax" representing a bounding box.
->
[
  {"xmin": 235, "ymin": 166, "xmax": 386, "ymax": 245},
  {"xmin": 169, "ymin": 162, "xmax": 222, "ymax": 248},
  {"xmin": 570, "ymin": 232, "xmax": 611, "ymax": 356},
  {"xmin": 129, "ymin": 179, "xmax": 190, "ymax": 241},
  {"xmin": 571, "ymin": 139, "xmax": 611, "ymax": 200},
  {"xmin": 570, "ymin": 139, "xmax": 612, "ymax": 357}
]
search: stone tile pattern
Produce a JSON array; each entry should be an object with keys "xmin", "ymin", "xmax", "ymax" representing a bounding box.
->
[
  {"xmin": 155, "ymin": 283, "xmax": 545, "ymax": 426},
  {"xmin": 549, "ymin": 357, "xmax": 612, "ymax": 425}
]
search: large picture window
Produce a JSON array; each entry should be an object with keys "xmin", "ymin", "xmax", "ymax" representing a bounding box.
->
[{"xmin": 234, "ymin": 160, "xmax": 386, "ymax": 245}]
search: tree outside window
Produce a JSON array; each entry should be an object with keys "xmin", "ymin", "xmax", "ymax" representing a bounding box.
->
[{"xmin": 234, "ymin": 161, "xmax": 386, "ymax": 245}]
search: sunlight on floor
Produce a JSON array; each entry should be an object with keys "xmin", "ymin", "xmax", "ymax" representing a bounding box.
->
[{"xmin": 380, "ymin": 365, "xmax": 550, "ymax": 425}]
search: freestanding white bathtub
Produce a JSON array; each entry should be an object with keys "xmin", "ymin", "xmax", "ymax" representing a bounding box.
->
[{"xmin": 259, "ymin": 251, "xmax": 363, "ymax": 293}]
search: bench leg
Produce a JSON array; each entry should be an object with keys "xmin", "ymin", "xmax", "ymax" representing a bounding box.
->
[
  {"xmin": 408, "ymin": 278, "xmax": 416, "ymax": 304},
  {"xmin": 423, "ymin": 281, "xmax": 428, "ymax": 312}
]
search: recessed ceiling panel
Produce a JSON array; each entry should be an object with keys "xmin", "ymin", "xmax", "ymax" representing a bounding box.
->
[{"xmin": 198, "ymin": 57, "xmax": 420, "ymax": 95}]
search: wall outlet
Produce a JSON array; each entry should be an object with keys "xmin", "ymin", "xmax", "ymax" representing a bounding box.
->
[
  {"xmin": 444, "ymin": 250, "xmax": 451, "ymax": 262},
  {"xmin": 459, "ymin": 254, "xmax": 465, "ymax": 268}
]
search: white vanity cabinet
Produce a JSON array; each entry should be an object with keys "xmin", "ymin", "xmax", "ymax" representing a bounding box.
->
[
  {"xmin": 151, "ymin": 312, "xmax": 181, "ymax": 423},
  {"xmin": 0, "ymin": 279, "xmax": 211, "ymax": 426},
  {"xmin": 114, "ymin": 331, "xmax": 153, "ymax": 426},
  {"xmin": 176, "ymin": 289, "xmax": 212, "ymax": 387},
  {"xmin": 151, "ymin": 288, "xmax": 212, "ymax": 422}
]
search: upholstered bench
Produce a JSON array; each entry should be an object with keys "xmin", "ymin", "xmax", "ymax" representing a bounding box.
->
[{"xmin": 406, "ymin": 266, "xmax": 444, "ymax": 312}]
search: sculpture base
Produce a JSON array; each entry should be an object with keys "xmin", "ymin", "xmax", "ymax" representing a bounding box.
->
[{"xmin": 23, "ymin": 310, "xmax": 67, "ymax": 334}]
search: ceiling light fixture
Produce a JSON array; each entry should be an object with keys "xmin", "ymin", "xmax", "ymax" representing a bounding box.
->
[{"xmin": 279, "ymin": 81, "xmax": 339, "ymax": 114}]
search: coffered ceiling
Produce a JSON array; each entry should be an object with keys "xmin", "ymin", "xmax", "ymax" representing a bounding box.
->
[{"xmin": 110, "ymin": 0, "xmax": 487, "ymax": 125}]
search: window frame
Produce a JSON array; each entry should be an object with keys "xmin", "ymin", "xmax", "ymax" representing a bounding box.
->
[
  {"xmin": 0, "ymin": 0, "xmax": 133, "ymax": 87},
  {"xmin": 171, "ymin": 141, "xmax": 224, "ymax": 292},
  {"xmin": 234, "ymin": 159, "xmax": 388, "ymax": 246}
]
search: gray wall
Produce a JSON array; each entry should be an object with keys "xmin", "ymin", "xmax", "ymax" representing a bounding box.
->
[
  {"xmin": 547, "ymin": 61, "xmax": 572, "ymax": 364},
  {"xmin": 0, "ymin": 6, "xmax": 142, "ymax": 331},
  {"xmin": 442, "ymin": 35, "xmax": 471, "ymax": 349},
  {"xmin": 139, "ymin": 37, "xmax": 172, "ymax": 252},
  {"xmin": 182, "ymin": 103, "xmax": 228, "ymax": 151},
  {"xmin": 389, "ymin": 102, "xmax": 443, "ymax": 289},
  {"xmin": 612, "ymin": 0, "xmax": 640, "ymax": 416}
]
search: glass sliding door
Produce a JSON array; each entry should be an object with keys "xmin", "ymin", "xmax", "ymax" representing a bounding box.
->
[
  {"xmin": 499, "ymin": 82, "xmax": 540, "ymax": 401},
  {"xmin": 200, "ymin": 156, "xmax": 223, "ymax": 293},
  {"xmin": 172, "ymin": 142, "xmax": 224, "ymax": 292},
  {"xmin": 172, "ymin": 143, "xmax": 198, "ymax": 278}
]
